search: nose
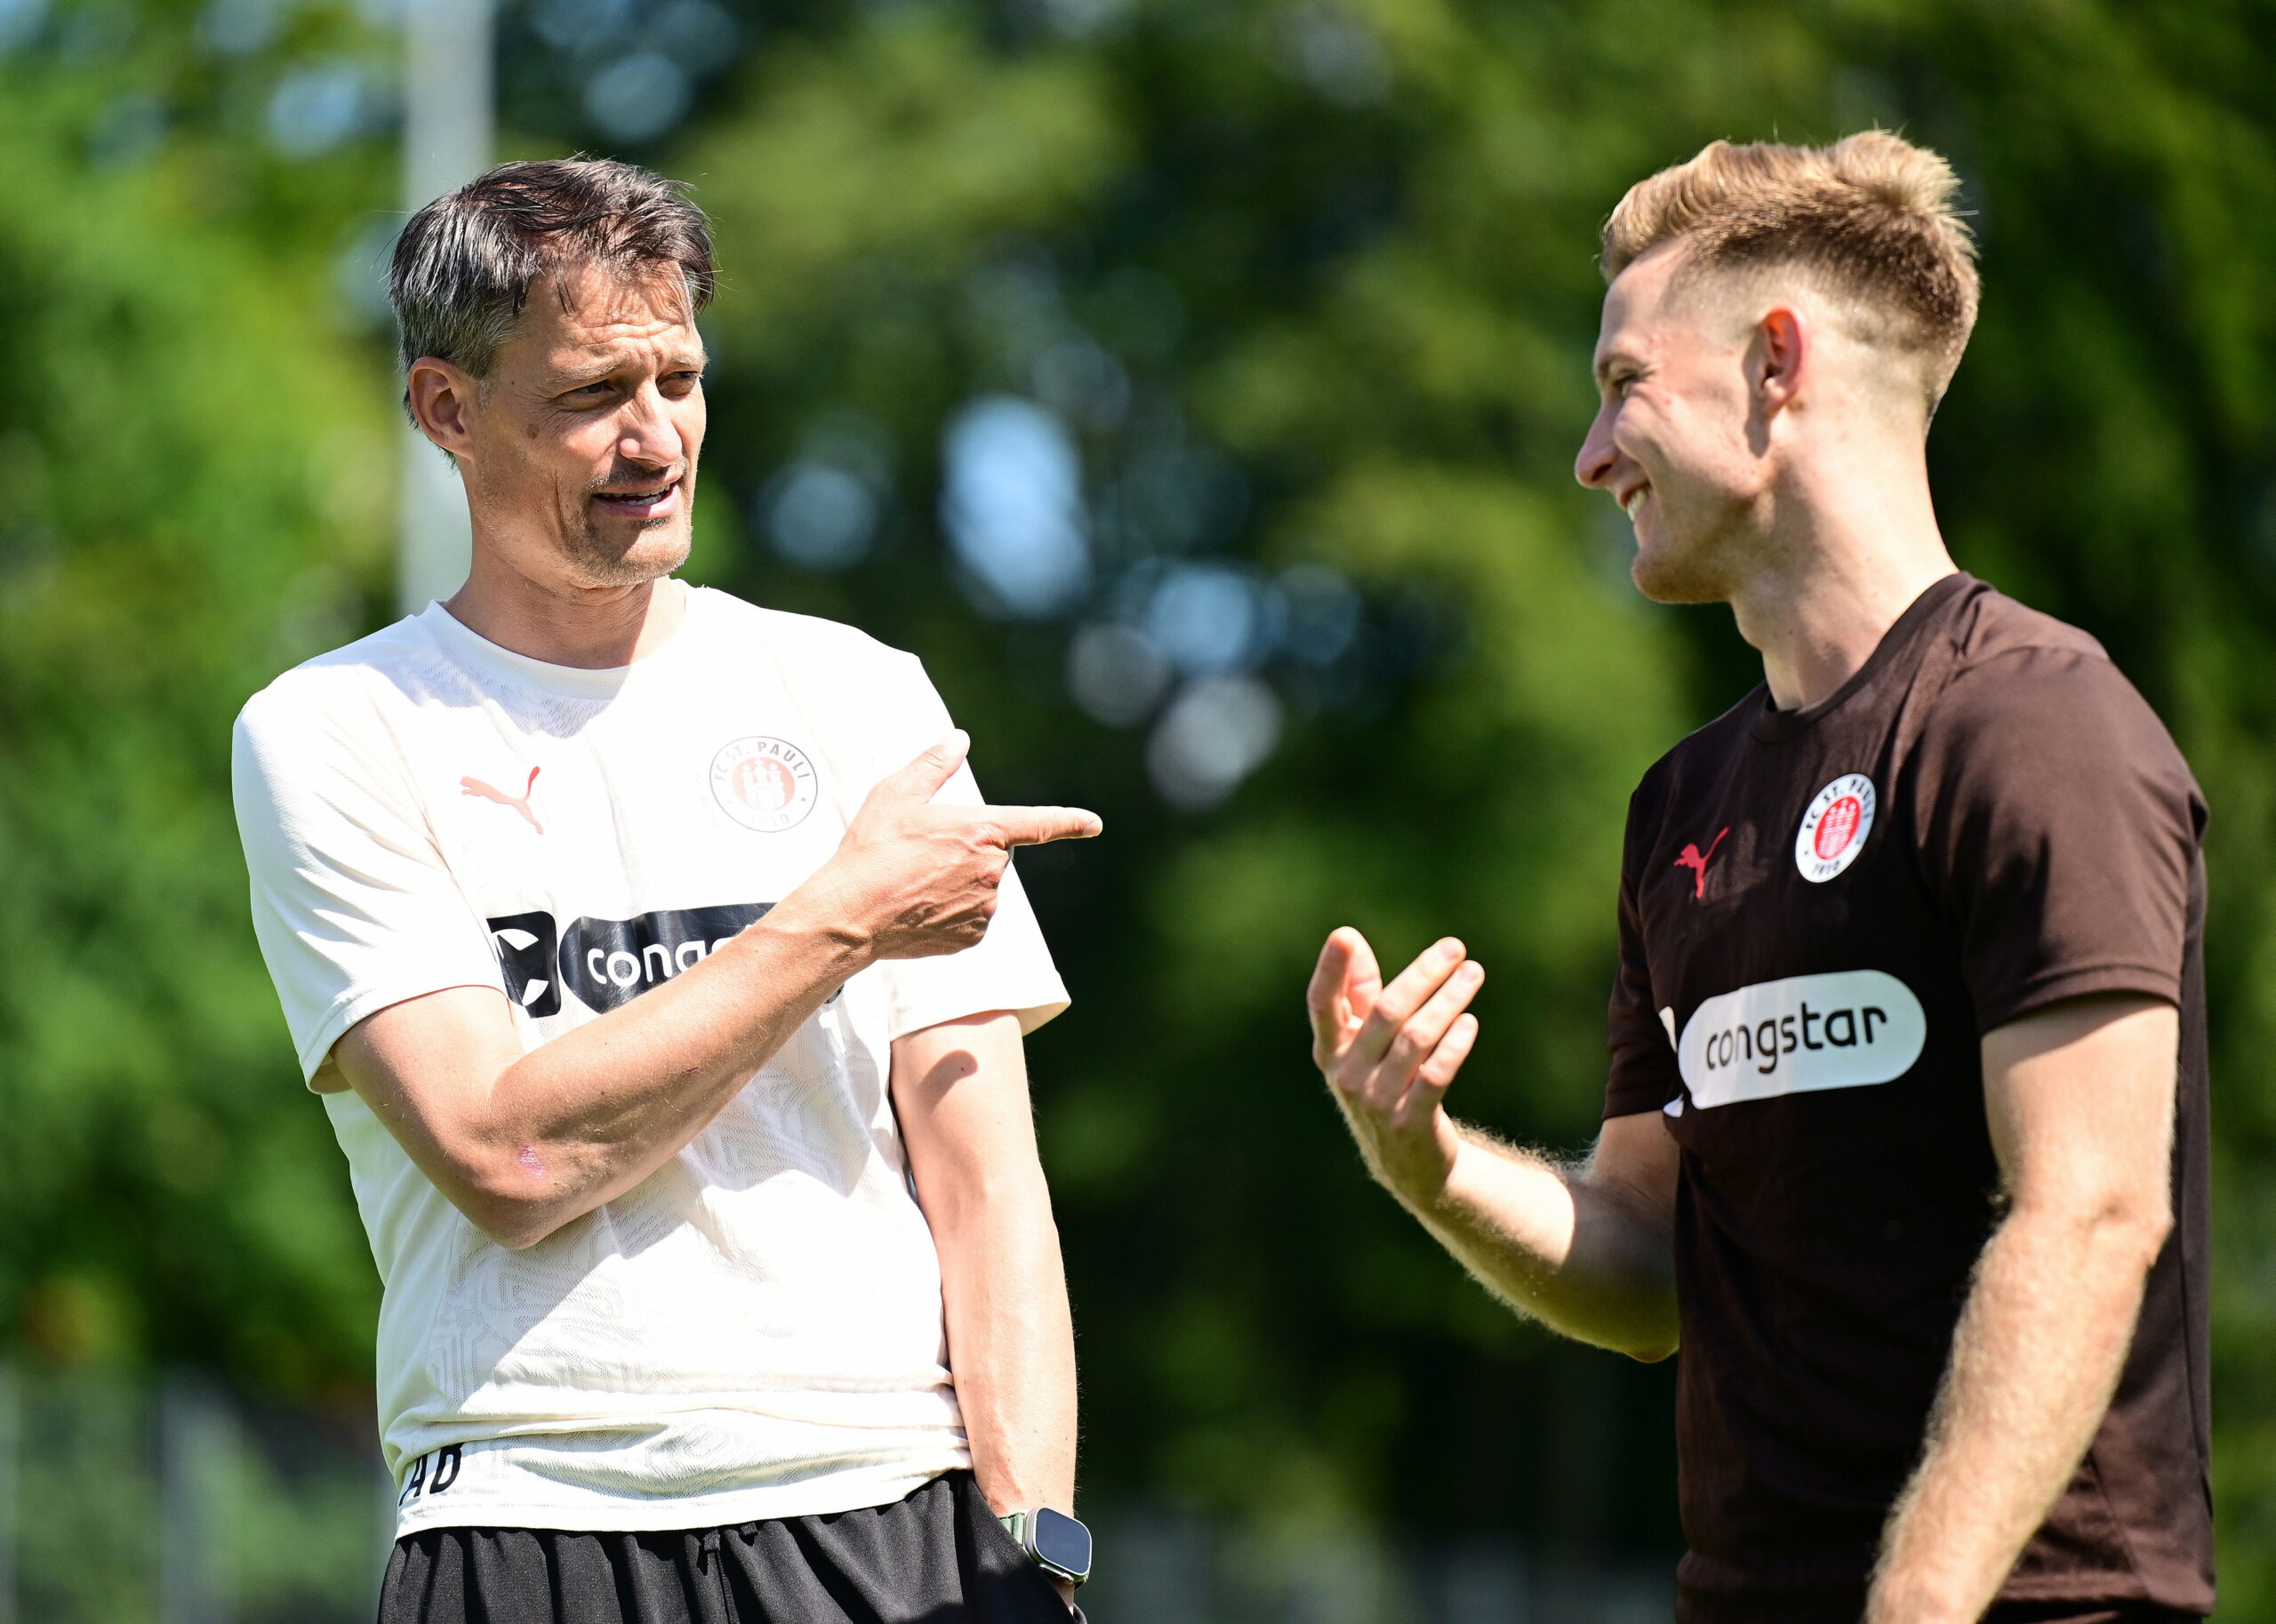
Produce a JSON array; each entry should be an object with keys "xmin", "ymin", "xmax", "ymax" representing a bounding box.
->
[
  {"xmin": 1575, "ymin": 403, "xmax": 1617, "ymax": 490},
  {"xmin": 616, "ymin": 381, "xmax": 686, "ymax": 473}
]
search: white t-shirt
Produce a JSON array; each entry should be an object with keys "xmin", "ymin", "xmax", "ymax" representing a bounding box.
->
[{"xmin": 230, "ymin": 584, "xmax": 1069, "ymax": 1535}]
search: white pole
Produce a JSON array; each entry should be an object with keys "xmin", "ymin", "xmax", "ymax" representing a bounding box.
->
[
  {"xmin": 397, "ymin": 0, "xmax": 494, "ymax": 618},
  {"xmin": 158, "ymin": 1374, "xmax": 242, "ymax": 1624},
  {"xmin": 0, "ymin": 1364, "xmax": 16, "ymax": 1624}
]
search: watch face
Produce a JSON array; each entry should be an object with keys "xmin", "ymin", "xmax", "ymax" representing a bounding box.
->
[{"xmin": 1031, "ymin": 1507, "xmax": 1093, "ymax": 1579}]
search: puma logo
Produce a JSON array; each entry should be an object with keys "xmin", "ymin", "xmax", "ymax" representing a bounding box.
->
[
  {"xmin": 1674, "ymin": 827, "xmax": 1729, "ymax": 900},
  {"xmin": 461, "ymin": 766, "xmax": 543, "ymax": 835}
]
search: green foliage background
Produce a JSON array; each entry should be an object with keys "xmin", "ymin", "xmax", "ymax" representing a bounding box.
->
[{"xmin": 4, "ymin": 0, "xmax": 2274, "ymax": 1605}]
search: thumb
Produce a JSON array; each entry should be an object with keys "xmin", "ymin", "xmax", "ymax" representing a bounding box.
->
[
  {"xmin": 1308, "ymin": 927, "xmax": 1380, "ymax": 1055},
  {"xmin": 880, "ymin": 731, "xmax": 971, "ymax": 803},
  {"xmin": 1342, "ymin": 928, "xmax": 1383, "ymax": 1020},
  {"xmin": 1306, "ymin": 931, "xmax": 1357, "ymax": 1052}
]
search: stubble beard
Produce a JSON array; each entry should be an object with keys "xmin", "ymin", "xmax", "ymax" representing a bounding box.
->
[
  {"xmin": 555, "ymin": 461, "xmax": 694, "ymax": 588},
  {"xmin": 468, "ymin": 454, "xmax": 696, "ymax": 591},
  {"xmin": 1629, "ymin": 490, "xmax": 1755, "ymax": 607},
  {"xmin": 563, "ymin": 512, "xmax": 692, "ymax": 588}
]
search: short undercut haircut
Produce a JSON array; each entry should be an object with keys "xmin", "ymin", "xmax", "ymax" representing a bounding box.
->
[
  {"xmin": 1601, "ymin": 132, "xmax": 1980, "ymax": 411},
  {"xmin": 389, "ymin": 157, "xmax": 715, "ymax": 393}
]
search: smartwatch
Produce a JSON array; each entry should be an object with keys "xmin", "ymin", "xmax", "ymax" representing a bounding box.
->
[{"xmin": 999, "ymin": 1506, "xmax": 1093, "ymax": 1587}]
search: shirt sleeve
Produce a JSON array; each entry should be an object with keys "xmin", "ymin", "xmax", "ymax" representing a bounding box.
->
[
  {"xmin": 1912, "ymin": 644, "xmax": 2204, "ymax": 1034},
  {"xmin": 232, "ymin": 684, "xmax": 503, "ymax": 1082},
  {"xmin": 1605, "ymin": 780, "xmax": 1680, "ymax": 1119},
  {"xmin": 850, "ymin": 651, "xmax": 1071, "ymax": 1041}
]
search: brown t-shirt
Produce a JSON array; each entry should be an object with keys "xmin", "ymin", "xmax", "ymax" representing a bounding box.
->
[{"xmin": 1605, "ymin": 574, "xmax": 2212, "ymax": 1620}]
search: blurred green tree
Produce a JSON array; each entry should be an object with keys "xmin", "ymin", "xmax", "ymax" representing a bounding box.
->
[{"xmin": 0, "ymin": 47, "xmax": 395, "ymax": 1394}]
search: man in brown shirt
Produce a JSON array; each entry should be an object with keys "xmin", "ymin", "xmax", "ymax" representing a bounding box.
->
[{"xmin": 1305, "ymin": 133, "xmax": 2211, "ymax": 1622}]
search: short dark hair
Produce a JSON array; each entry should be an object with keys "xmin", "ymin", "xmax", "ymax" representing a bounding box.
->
[{"xmin": 389, "ymin": 157, "xmax": 715, "ymax": 388}]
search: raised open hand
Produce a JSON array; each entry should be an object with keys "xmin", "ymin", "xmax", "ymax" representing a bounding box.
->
[{"xmin": 1307, "ymin": 927, "xmax": 1481, "ymax": 1201}]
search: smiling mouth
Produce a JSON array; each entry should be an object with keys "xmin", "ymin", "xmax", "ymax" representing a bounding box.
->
[
  {"xmin": 1622, "ymin": 484, "xmax": 1650, "ymax": 522},
  {"xmin": 592, "ymin": 479, "xmax": 678, "ymax": 513}
]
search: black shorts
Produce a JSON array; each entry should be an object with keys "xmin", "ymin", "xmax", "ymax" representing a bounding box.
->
[{"xmin": 378, "ymin": 1470, "xmax": 1078, "ymax": 1624}]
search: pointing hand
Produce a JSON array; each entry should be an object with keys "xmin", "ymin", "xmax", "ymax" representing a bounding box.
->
[{"xmin": 812, "ymin": 732, "xmax": 1102, "ymax": 960}]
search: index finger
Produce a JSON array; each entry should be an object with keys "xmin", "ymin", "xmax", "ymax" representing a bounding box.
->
[
  {"xmin": 988, "ymin": 805, "xmax": 1105, "ymax": 847},
  {"xmin": 1351, "ymin": 938, "xmax": 1468, "ymax": 1067}
]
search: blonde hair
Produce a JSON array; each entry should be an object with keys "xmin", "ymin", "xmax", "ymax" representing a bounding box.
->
[{"xmin": 1601, "ymin": 132, "xmax": 1980, "ymax": 410}]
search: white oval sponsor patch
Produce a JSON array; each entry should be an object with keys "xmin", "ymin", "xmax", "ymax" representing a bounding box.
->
[
  {"xmin": 709, "ymin": 736, "xmax": 819, "ymax": 832},
  {"xmin": 1795, "ymin": 772, "xmax": 1875, "ymax": 882},
  {"xmin": 1678, "ymin": 969, "xmax": 1925, "ymax": 1109}
]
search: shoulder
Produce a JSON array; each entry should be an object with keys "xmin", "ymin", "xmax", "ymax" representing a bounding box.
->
[
  {"xmin": 694, "ymin": 588, "xmax": 919, "ymax": 678},
  {"xmin": 1919, "ymin": 586, "xmax": 2199, "ymax": 813},
  {"xmin": 235, "ymin": 618, "xmax": 439, "ymax": 755},
  {"xmin": 1943, "ymin": 580, "xmax": 2110, "ymax": 669},
  {"xmin": 1931, "ymin": 586, "xmax": 2165, "ymax": 744},
  {"xmin": 693, "ymin": 590, "xmax": 939, "ymax": 748}
]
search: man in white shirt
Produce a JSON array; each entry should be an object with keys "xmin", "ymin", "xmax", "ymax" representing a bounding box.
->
[{"xmin": 232, "ymin": 158, "xmax": 1099, "ymax": 1624}]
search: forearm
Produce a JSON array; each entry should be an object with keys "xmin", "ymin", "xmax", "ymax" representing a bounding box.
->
[
  {"xmin": 934, "ymin": 1183, "xmax": 1079, "ymax": 1516},
  {"xmin": 1404, "ymin": 1126, "xmax": 1679, "ymax": 1359},
  {"xmin": 1867, "ymin": 1204, "xmax": 2162, "ymax": 1623},
  {"xmin": 892, "ymin": 1015, "xmax": 1078, "ymax": 1516},
  {"xmin": 502, "ymin": 888, "xmax": 862, "ymax": 1141},
  {"xmin": 352, "ymin": 884, "xmax": 872, "ymax": 1246}
]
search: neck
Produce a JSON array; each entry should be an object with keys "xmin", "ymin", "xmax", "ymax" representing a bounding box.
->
[
  {"xmin": 442, "ymin": 538, "xmax": 686, "ymax": 669},
  {"xmin": 1727, "ymin": 435, "xmax": 1955, "ymax": 710}
]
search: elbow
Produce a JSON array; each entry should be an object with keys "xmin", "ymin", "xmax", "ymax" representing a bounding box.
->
[
  {"xmin": 2089, "ymin": 1183, "xmax": 2175, "ymax": 1270},
  {"xmin": 459, "ymin": 1188, "xmax": 560, "ymax": 1251},
  {"xmin": 2021, "ymin": 1188, "xmax": 2172, "ymax": 1276},
  {"xmin": 450, "ymin": 1156, "xmax": 569, "ymax": 1251},
  {"xmin": 913, "ymin": 1165, "xmax": 1057, "ymax": 1238},
  {"xmin": 1554, "ymin": 1293, "xmax": 1678, "ymax": 1364},
  {"xmin": 1614, "ymin": 1308, "xmax": 1681, "ymax": 1364},
  {"xmin": 2112, "ymin": 1201, "xmax": 2174, "ymax": 1271},
  {"xmin": 471, "ymin": 1205, "xmax": 559, "ymax": 1252}
]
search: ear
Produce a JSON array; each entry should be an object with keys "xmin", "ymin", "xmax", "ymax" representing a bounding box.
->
[
  {"xmin": 405, "ymin": 356, "xmax": 479, "ymax": 461},
  {"xmin": 1752, "ymin": 306, "xmax": 1807, "ymax": 418}
]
